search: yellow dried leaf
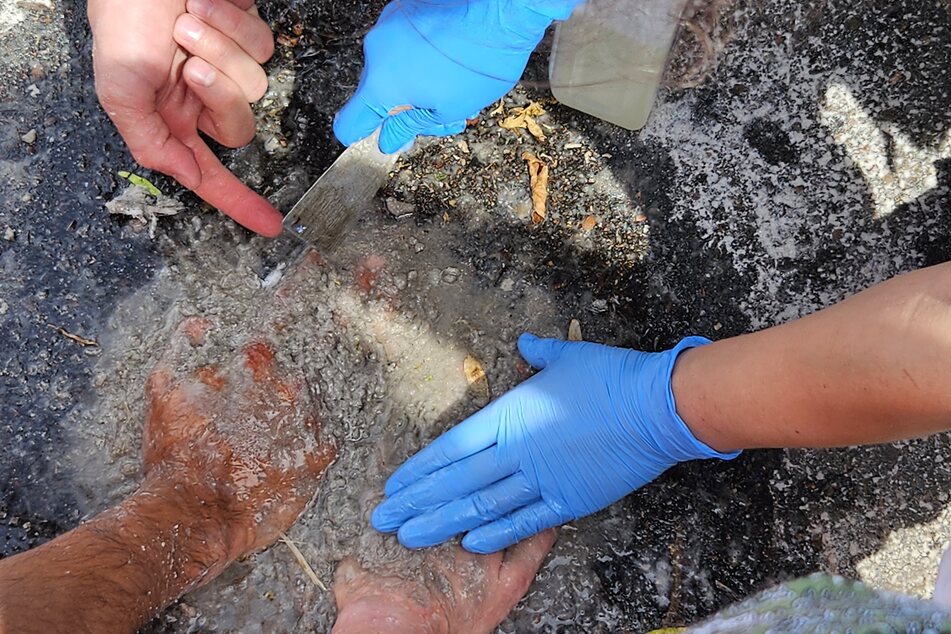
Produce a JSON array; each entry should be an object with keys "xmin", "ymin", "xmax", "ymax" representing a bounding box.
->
[
  {"xmin": 521, "ymin": 101, "xmax": 546, "ymax": 117},
  {"xmin": 498, "ymin": 102, "xmax": 547, "ymax": 140},
  {"xmin": 581, "ymin": 215, "xmax": 597, "ymax": 232},
  {"xmin": 567, "ymin": 319, "xmax": 582, "ymax": 341},
  {"xmin": 490, "ymin": 100, "xmax": 505, "ymax": 116},
  {"xmin": 524, "ymin": 116, "xmax": 546, "ymax": 141},
  {"xmin": 464, "ymin": 354, "xmax": 490, "ymax": 398},
  {"xmin": 463, "ymin": 354, "xmax": 486, "ymax": 384},
  {"xmin": 499, "ymin": 114, "xmax": 525, "ymax": 130},
  {"xmin": 522, "ymin": 152, "xmax": 550, "ymax": 224}
]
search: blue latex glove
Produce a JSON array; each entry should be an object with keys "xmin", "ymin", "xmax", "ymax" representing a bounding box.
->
[
  {"xmin": 372, "ymin": 333, "xmax": 740, "ymax": 553},
  {"xmin": 334, "ymin": 0, "xmax": 582, "ymax": 153}
]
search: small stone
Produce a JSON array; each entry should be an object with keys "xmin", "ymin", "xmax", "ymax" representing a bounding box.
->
[
  {"xmin": 500, "ymin": 278, "xmax": 515, "ymax": 292},
  {"xmin": 385, "ymin": 197, "xmax": 416, "ymax": 218},
  {"xmin": 407, "ymin": 270, "xmax": 418, "ymax": 282},
  {"xmin": 591, "ymin": 299, "xmax": 608, "ymax": 313},
  {"xmin": 20, "ymin": 193, "xmax": 32, "ymax": 203},
  {"xmin": 441, "ymin": 267, "xmax": 461, "ymax": 284},
  {"xmin": 394, "ymin": 274, "xmax": 408, "ymax": 290},
  {"xmin": 20, "ymin": 129, "xmax": 36, "ymax": 144},
  {"xmin": 567, "ymin": 319, "xmax": 582, "ymax": 341},
  {"xmin": 413, "ymin": 243, "xmax": 424, "ymax": 254},
  {"xmin": 27, "ymin": 84, "xmax": 40, "ymax": 97},
  {"xmin": 0, "ymin": 300, "xmax": 7, "ymax": 315},
  {"xmin": 4, "ymin": 228, "xmax": 15, "ymax": 241},
  {"xmin": 30, "ymin": 64, "xmax": 45, "ymax": 81}
]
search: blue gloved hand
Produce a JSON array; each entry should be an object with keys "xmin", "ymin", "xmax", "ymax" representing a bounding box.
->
[
  {"xmin": 334, "ymin": 0, "xmax": 582, "ymax": 153},
  {"xmin": 372, "ymin": 333, "xmax": 740, "ymax": 553}
]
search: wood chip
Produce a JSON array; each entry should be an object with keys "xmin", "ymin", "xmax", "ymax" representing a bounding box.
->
[
  {"xmin": 280, "ymin": 534, "xmax": 327, "ymax": 592},
  {"xmin": 277, "ymin": 33, "xmax": 299, "ymax": 47},
  {"xmin": 567, "ymin": 319, "xmax": 583, "ymax": 341},
  {"xmin": 463, "ymin": 354, "xmax": 490, "ymax": 397},
  {"xmin": 522, "ymin": 152, "xmax": 550, "ymax": 224},
  {"xmin": 48, "ymin": 324, "xmax": 97, "ymax": 347},
  {"xmin": 581, "ymin": 215, "xmax": 597, "ymax": 232}
]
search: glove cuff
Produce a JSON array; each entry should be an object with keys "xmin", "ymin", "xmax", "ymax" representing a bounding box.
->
[{"xmin": 656, "ymin": 336, "xmax": 742, "ymax": 463}]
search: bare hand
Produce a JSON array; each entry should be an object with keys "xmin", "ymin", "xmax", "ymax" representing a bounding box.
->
[
  {"xmin": 332, "ymin": 530, "xmax": 556, "ymax": 634},
  {"xmin": 88, "ymin": 0, "xmax": 283, "ymax": 236},
  {"xmin": 143, "ymin": 318, "xmax": 336, "ymax": 558}
]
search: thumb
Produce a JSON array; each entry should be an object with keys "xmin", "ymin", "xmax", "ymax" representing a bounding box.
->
[
  {"xmin": 333, "ymin": 93, "xmax": 384, "ymax": 147},
  {"xmin": 379, "ymin": 108, "xmax": 444, "ymax": 154},
  {"xmin": 517, "ymin": 333, "xmax": 567, "ymax": 370}
]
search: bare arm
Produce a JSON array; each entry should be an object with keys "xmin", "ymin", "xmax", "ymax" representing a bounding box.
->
[
  {"xmin": 0, "ymin": 322, "xmax": 335, "ymax": 633},
  {"xmin": 0, "ymin": 480, "xmax": 232, "ymax": 633},
  {"xmin": 676, "ymin": 261, "xmax": 951, "ymax": 451}
]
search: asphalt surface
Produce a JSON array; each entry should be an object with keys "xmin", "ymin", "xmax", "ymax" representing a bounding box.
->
[{"xmin": 0, "ymin": 0, "xmax": 949, "ymax": 631}]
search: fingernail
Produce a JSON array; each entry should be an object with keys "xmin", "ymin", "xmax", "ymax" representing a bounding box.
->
[
  {"xmin": 186, "ymin": 0, "xmax": 213, "ymax": 19},
  {"xmin": 189, "ymin": 60, "xmax": 216, "ymax": 87},
  {"xmin": 180, "ymin": 15, "xmax": 205, "ymax": 41}
]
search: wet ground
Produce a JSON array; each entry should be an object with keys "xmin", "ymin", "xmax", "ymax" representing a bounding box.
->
[{"xmin": 1, "ymin": 0, "xmax": 950, "ymax": 631}]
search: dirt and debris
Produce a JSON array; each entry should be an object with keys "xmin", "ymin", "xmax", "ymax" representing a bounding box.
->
[
  {"xmin": 0, "ymin": 0, "xmax": 949, "ymax": 632},
  {"xmin": 106, "ymin": 186, "xmax": 184, "ymax": 238}
]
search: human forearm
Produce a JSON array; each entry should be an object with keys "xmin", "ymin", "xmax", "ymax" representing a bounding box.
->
[
  {"xmin": 675, "ymin": 262, "xmax": 951, "ymax": 451},
  {"xmin": 0, "ymin": 478, "xmax": 233, "ymax": 633}
]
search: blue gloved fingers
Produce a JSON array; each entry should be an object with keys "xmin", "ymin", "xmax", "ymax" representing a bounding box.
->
[
  {"xmin": 420, "ymin": 118, "xmax": 468, "ymax": 139},
  {"xmin": 379, "ymin": 107, "xmax": 446, "ymax": 153},
  {"xmin": 384, "ymin": 404, "xmax": 501, "ymax": 496},
  {"xmin": 394, "ymin": 472, "xmax": 539, "ymax": 548},
  {"xmin": 517, "ymin": 332, "xmax": 570, "ymax": 370},
  {"xmin": 333, "ymin": 93, "xmax": 384, "ymax": 147},
  {"xmin": 461, "ymin": 501, "xmax": 568, "ymax": 554},
  {"xmin": 372, "ymin": 446, "xmax": 512, "ymax": 532}
]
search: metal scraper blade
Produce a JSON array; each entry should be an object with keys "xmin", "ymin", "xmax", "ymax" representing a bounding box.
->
[{"xmin": 283, "ymin": 129, "xmax": 399, "ymax": 252}]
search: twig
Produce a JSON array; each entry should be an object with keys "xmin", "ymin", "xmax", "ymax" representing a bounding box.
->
[
  {"xmin": 280, "ymin": 533, "xmax": 327, "ymax": 592},
  {"xmin": 47, "ymin": 324, "xmax": 98, "ymax": 347}
]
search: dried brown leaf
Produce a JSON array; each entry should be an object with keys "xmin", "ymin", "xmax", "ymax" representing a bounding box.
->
[
  {"xmin": 522, "ymin": 153, "xmax": 550, "ymax": 224},
  {"xmin": 463, "ymin": 354, "xmax": 490, "ymax": 398},
  {"xmin": 524, "ymin": 117, "xmax": 546, "ymax": 141},
  {"xmin": 464, "ymin": 354, "xmax": 486, "ymax": 384}
]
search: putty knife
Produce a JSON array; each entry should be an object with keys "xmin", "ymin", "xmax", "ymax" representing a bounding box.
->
[{"xmin": 283, "ymin": 128, "xmax": 399, "ymax": 252}]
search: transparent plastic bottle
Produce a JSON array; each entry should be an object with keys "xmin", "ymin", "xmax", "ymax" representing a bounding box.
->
[{"xmin": 549, "ymin": 0, "xmax": 688, "ymax": 130}]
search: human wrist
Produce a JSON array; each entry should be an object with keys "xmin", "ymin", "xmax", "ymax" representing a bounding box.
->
[
  {"xmin": 669, "ymin": 342, "xmax": 746, "ymax": 454},
  {"xmin": 638, "ymin": 337, "xmax": 741, "ymax": 462},
  {"xmin": 131, "ymin": 475, "xmax": 237, "ymax": 574}
]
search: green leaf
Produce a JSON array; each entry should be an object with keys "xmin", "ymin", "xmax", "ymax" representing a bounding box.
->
[{"xmin": 118, "ymin": 170, "xmax": 162, "ymax": 197}]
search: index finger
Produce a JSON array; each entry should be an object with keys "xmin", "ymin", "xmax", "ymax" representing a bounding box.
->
[
  {"xmin": 185, "ymin": 133, "xmax": 284, "ymax": 236},
  {"xmin": 384, "ymin": 401, "xmax": 502, "ymax": 496}
]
